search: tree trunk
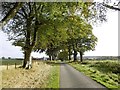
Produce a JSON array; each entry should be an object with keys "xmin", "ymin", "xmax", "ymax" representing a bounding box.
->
[
  {"xmin": 68, "ymin": 53, "xmax": 71, "ymax": 60},
  {"xmin": 49, "ymin": 56, "xmax": 51, "ymax": 61},
  {"xmin": 80, "ymin": 51, "xmax": 83, "ymax": 62},
  {"xmin": 50, "ymin": 55, "xmax": 53, "ymax": 61},
  {"xmin": 23, "ymin": 16, "xmax": 31, "ymax": 68},
  {"xmin": 23, "ymin": 48, "xmax": 32, "ymax": 68},
  {"xmin": 68, "ymin": 46, "xmax": 71, "ymax": 60},
  {"xmin": 23, "ymin": 51, "xmax": 27, "ymax": 68},
  {"xmin": 73, "ymin": 50, "xmax": 77, "ymax": 62},
  {"xmin": 22, "ymin": 4, "xmax": 38, "ymax": 69},
  {"xmin": 49, "ymin": 55, "xmax": 52, "ymax": 61}
]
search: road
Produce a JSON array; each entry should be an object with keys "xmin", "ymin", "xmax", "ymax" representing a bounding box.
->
[{"xmin": 60, "ymin": 63, "xmax": 107, "ymax": 89}]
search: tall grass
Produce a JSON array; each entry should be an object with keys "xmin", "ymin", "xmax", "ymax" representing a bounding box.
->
[{"xmin": 2, "ymin": 61, "xmax": 52, "ymax": 88}]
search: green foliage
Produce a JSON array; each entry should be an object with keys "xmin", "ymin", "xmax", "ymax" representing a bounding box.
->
[
  {"xmin": 58, "ymin": 50, "xmax": 68, "ymax": 60},
  {"xmin": 88, "ymin": 60, "xmax": 120, "ymax": 74}
]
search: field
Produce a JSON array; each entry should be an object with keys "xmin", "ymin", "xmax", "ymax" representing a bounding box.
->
[
  {"xmin": 69, "ymin": 60, "xmax": 119, "ymax": 89},
  {"xmin": 1, "ymin": 59, "xmax": 23, "ymax": 65}
]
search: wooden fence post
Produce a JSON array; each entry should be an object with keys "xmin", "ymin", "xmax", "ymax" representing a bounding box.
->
[
  {"xmin": 7, "ymin": 63, "xmax": 8, "ymax": 70},
  {"xmin": 15, "ymin": 63, "xmax": 16, "ymax": 69}
]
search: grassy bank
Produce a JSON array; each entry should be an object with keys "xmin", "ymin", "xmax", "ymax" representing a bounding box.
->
[
  {"xmin": 45, "ymin": 61, "xmax": 60, "ymax": 88},
  {"xmin": 2, "ymin": 60, "xmax": 60, "ymax": 88},
  {"xmin": 69, "ymin": 60, "xmax": 119, "ymax": 89},
  {"xmin": 2, "ymin": 61, "xmax": 52, "ymax": 88}
]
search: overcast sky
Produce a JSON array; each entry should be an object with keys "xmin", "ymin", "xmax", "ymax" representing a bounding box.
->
[
  {"xmin": 85, "ymin": 9, "xmax": 118, "ymax": 56},
  {"xmin": 0, "ymin": 9, "xmax": 118, "ymax": 58}
]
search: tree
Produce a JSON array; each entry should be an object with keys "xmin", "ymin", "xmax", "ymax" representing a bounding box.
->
[
  {"xmin": 57, "ymin": 14, "xmax": 98, "ymax": 62},
  {"xmin": 77, "ymin": 34, "xmax": 97, "ymax": 62},
  {"xmin": 2, "ymin": 2, "xmax": 76, "ymax": 68},
  {"xmin": 8, "ymin": 57, "xmax": 11, "ymax": 59},
  {"xmin": 2, "ymin": 2, "xmax": 47, "ymax": 68},
  {"xmin": 1, "ymin": 2, "xmax": 108, "ymax": 68},
  {"xmin": 2, "ymin": 57, "xmax": 5, "ymax": 60},
  {"xmin": 58, "ymin": 50, "xmax": 68, "ymax": 61}
]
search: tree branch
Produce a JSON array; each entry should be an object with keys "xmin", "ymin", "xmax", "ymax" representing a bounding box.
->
[
  {"xmin": 21, "ymin": 6, "xmax": 28, "ymax": 18},
  {"xmin": 17, "ymin": 11, "xmax": 26, "ymax": 18},
  {"xmin": 103, "ymin": 3, "xmax": 120, "ymax": 11},
  {"xmin": 1, "ymin": 2, "xmax": 23, "ymax": 25}
]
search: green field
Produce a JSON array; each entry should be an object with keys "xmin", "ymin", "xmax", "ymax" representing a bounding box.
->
[
  {"xmin": 0, "ymin": 59, "xmax": 23, "ymax": 65},
  {"xmin": 69, "ymin": 60, "xmax": 119, "ymax": 89}
]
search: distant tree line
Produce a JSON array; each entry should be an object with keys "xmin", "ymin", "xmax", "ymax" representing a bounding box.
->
[
  {"xmin": 1, "ymin": 57, "xmax": 23, "ymax": 60},
  {"xmin": 83, "ymin": 56, "xmax": 118, "ymax": 60}
]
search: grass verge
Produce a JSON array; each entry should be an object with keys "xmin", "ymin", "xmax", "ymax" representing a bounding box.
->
[
  {"xmin": 69, "ymin": 60, "xmax": 119, "ymax": 89},
  {"xmin": 46, "ymin": 61, "xmax": 60, "ymax": 88}
]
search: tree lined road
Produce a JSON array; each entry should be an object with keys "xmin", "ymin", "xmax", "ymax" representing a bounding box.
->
[{"xmin": 60, "ymin": 63, "xmax": 107, "ymax": 89}]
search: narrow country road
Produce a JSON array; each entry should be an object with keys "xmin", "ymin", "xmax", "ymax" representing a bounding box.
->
[{"xmin": 60, "ymin": 63, "xmax": 107, "ymax": 89}]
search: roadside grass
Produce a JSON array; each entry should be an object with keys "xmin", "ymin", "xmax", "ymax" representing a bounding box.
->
[
  {"xmin": 45, "ymin": 60, "xmax": 60, "ymax": 88},
  {"xmin": 69, "ymin": 60, "xmax": 119, "ymax": 89}
]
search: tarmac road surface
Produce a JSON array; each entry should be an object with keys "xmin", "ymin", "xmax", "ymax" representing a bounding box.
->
[{"xmin": 60, "ymin": 63, "xmax": 108, "ymax": 89}]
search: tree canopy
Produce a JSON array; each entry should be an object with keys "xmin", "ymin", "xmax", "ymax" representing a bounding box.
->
[{"xmin": 1, "ymin": 1, "xmax": 114, "ymax": 68}]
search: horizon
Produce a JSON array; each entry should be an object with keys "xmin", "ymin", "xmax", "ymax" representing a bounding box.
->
[{"xmin": 0, "ymin": 55, "xmax": 118, "ymax": 59}]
